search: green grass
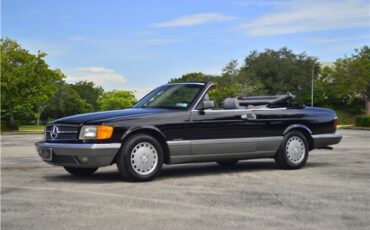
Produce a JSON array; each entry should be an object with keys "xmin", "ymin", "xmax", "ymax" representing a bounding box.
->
[{"xmin": 18, "ymin": 125, "xmax": 45, "ymax": 132}]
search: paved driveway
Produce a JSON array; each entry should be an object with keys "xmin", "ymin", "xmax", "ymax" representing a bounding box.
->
[{"xmin": 1, "ymin": 129, "xmax": 369, "ymax": 230}]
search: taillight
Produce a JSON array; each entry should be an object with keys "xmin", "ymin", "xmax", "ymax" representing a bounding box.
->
[{"xmin": 334, "ymin": 118, "xmax": 338, "ymax": 130}]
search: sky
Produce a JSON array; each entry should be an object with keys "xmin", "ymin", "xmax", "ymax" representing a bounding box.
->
[{"xmin": 2, "ymin": 0, "xmax": 370, "ymax": 99}]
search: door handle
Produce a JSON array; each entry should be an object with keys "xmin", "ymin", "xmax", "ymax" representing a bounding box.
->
[{"xmin": 241, "ymin": 114, "xmax": 257, "ymax": 120}]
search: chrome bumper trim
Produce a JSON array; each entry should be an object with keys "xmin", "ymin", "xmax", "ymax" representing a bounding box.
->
[
  {"xmin": 312, "ymin": 133, "xmax": 342, "ymax": 139},
  {"xmin": 35, "ymin": 142, "xmax": 121, "ymax": 150}
]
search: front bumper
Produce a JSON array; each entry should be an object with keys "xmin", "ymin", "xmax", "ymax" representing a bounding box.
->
[
  {"xmin": 312, "ymin": 132, "xmax": 342, "ymax": 149},
  {"xmin": 35, "ymin": 142, "xmax": 121, "ymax": 167}
]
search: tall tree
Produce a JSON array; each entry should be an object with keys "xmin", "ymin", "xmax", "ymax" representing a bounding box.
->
[
  {"xmin": 98, "ymin": 90, "xmax": 136, "ymax": 111},
  {"xmin": 1, "ymin": 38, "xmax": 62, "ymax": 128},
  {"xmin": 239, "ymin": 47, "xmax": 320, "ymax": 103},
  {"xmin": 42, "ymin": 81, "xmax": 93, "ymax": 120},
  {"xmin": 222, "ymin": 59, "xmax": 239, "ymax": 83},
  {"xmin": 327, "ymin": 46, "xmax": 370, "ymax": 114},
  {"xmin": 70, "ymin": 81, "xmax": 104, "ymax": 111}
]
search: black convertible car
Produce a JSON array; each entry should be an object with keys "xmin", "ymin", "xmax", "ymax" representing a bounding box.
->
[{"xmin": 36, "ymin": 82, "xmax": 342, "ymax": 181}]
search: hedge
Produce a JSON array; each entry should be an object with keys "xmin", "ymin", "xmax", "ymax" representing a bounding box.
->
[
  {"xmin": 355, "ymin": 115, "xmax": 370, "ymax": 127},
  {"xmin": 1, "ymin": 121, "xmax": 20, "ymax": 131}
]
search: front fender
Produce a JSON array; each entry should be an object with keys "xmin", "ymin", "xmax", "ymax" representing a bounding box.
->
[{"xmin": 121, "ymin": 126, "xmax": 167, "ymax": 141}]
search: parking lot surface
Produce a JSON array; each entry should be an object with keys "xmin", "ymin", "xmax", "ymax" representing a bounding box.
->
[{"xmin": 1, "ymin": 129, "xmax": 369, "ymax": 230}]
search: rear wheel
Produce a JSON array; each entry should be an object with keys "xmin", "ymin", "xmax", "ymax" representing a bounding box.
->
[
  {"xmin": 64, "ymin": 167, "xmax": 98, "ymax": 176},
  {"xmin": 217, "ymin": 160, "xmax": 238, "ymax": 167},
  {"xmin": 275, "ymin": 131, "xmax": 309, "ymax": 169},
  {"xmin": 117, "ymin": 134, "xmax": 163, "ymax": 182}
]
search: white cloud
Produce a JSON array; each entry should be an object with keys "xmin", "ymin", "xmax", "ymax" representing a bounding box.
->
[
  {"xmin": 66, "ymin": 66, "xmax": 127, "ymax": 91},
  {"xmin": 240, "ymin": 0, "xmax": 369, "ymax": 36},
  {"xmin": 153, "ymin": 13, "xmax": 235, "ymax": 28},
  {"xmin": 66, "ymin": 67, "xmax": 154, "ymax": 99}
]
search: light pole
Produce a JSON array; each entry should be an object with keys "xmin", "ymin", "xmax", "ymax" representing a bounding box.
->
[{"xmin": 311, "ymin": 66, "xmax": 314, "ymax": 107}]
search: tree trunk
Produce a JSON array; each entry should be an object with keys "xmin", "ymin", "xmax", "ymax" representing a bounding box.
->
[
  {"xmin": 366, "ymin": 94, "xmax": 370, "ymax": 115},
  {"xmin": 8, "ymin": 106, "xmax": 15, "ymax": 129},
  {"xmin": 36, "ymin": 113, "xmax": 41, "ymax": 126},
  {"xmin": 243, "ymin": 82, "xmax": 247, "ymax": 97},
  {"xmin": 36, "ymin": 105, "xmax": 45, "ymax": 126}
]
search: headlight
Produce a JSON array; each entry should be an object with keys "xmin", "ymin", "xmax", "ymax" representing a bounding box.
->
[{"xmin": 79, "ymin": 125, "xmax": 113, "ymax": 140}]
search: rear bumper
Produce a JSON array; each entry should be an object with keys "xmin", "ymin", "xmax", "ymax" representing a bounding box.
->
[
  {"xmin": 35, "ymin": 142, "xmax": 121, "ymax": 168},
  {"xmin": 312, "ymin": 132, "xmax": 342, "ymax": 149}
]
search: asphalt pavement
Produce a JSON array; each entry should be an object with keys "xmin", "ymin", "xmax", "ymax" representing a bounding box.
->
[{"xmin": 1, "ymin": 129, "xmax": 369, "ymax": 230}]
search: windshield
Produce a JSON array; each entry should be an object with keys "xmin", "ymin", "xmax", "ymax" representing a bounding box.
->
[{"xmin": 134, "ymin": 84, "xmax": 204, "ymax": 109}]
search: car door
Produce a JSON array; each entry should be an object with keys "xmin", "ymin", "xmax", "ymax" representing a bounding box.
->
[{"xmin": 188, "ymin": 107, "xmax": 266, "ymax": 156}]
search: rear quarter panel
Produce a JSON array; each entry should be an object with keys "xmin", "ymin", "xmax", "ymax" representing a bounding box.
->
[{"xmin": 253, "ymin": 107, "xmax": 336, "ymax": 136}]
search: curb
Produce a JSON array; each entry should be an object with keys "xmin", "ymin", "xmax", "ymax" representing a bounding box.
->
[
  {"xmin": 1, "ymin": 132, "xmax": 43, "ymax": 135},
  {"xmin": 337, "ymin": 125, "xmax": 354, "ymax": 128},
  {"xmin": 338, "ymin": 126, "xmax": 370, "ymax": 131}
]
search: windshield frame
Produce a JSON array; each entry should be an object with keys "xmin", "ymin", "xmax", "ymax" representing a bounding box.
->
[{"xmin": 133, "ymin": 82, "xmax": 208, "ymax": 110}]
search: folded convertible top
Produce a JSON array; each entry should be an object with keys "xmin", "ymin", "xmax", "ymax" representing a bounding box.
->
[{"xmin": 238, "ymin": 95, "xmax": 292, "ymax": 106}]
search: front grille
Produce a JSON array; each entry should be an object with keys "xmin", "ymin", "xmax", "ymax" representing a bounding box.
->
[
  {"xmin": 53, "ymin": 155, "xmax": 78, "ymax": 164},
  {"xmin": 45, "ymin": 124, "xmax": 79, "ymax": 141}
]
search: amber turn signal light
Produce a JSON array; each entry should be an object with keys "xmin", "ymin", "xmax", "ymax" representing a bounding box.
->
[{"xmin": 96, "ymin": 125, "xmax": 113, "ymax": 139}]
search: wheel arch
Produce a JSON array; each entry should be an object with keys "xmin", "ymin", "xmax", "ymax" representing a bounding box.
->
[
  {"xmin": 114, "ymin": 126, "xmax": 170, "ymax": 164},
  {"xmin": 283, "ymin": 124, "xmax": 314, "ymax": 150}
]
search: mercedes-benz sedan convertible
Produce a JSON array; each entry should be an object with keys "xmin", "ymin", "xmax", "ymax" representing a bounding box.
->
[{"xmin": 36, "ymin": 82, "xmax": 342, "ymax": 181}]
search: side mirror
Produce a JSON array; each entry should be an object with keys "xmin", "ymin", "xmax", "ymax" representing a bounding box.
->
[{"xmin": 200, "ymin": 100, "xmax": 214, "ymax": 110}]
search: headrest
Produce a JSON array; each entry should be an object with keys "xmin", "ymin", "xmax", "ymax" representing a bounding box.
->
[{"xmin": 223, "ymin": 98, "xmax": 241, "ymax": 109}]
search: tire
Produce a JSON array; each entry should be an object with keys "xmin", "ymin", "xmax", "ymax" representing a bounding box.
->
[
  {"xmin": 64, "ymin": 167, "xmax": 98, "ymax": 176},
  {"xmin": 217, "ymin": 160, "xmax": 238, "ymax": 167},
  {"xmin": 116, "ymin": 134, "xmax": 163, "ymax": 182},
  {"xmin": 275, "ymin": 131, "xmax": 309, "ymax": 169}
]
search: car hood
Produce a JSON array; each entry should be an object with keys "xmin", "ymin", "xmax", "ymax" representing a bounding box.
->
[{"xmin": 52, "ymin": 108, "xmax": 175, "ymax": 125}]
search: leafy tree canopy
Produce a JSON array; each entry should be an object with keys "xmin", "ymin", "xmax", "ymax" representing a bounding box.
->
[
  {"xmin": 1, "ymin": 38, "xmax": 62, "ymax": 128},
  {"xmin": 169, "ymin": 72, "xmax": 210, "ymax": 83},
  {"xmin": 98, "ymin": 90, "xmax": 137, "ymax": 111},
  {"xmin": 239, "ymin": 47, "xmax": 320, "ymax": 103},
  {"xmin": 316, "ymin": 46, "xmax": 370, "ymax": 114},
  {"xmin": 42, "ymin": 81, "xmax": 94, "ymax": 121},
  {"xmin": 70, "ymin": 81, "xmax": 104, "ymax": 111}
]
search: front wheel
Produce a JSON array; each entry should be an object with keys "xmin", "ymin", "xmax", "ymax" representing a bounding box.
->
[
  {"xmin": 64, "ymin": 167, "xmax": 98, "ymax": 176},
  {"xmin": 117, "ymin": 134, "xmax": 163, "ymax": 182},
  {"xmin": 275, "ymin": 131, "xmax": 309, "ymax": 169}
]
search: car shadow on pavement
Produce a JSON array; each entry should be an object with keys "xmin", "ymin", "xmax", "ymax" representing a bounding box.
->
[
  {"xmin": 157, "ymin": 161, "xmax": 330, "ymax": 180},
  {"xmin": 43, "ymin": 171, "xmax": 124, "ymax": 183},
  {"xmin": 42, "ymin": 160, "xmax": 330, "ymax": 183},
  {"xmin": 157, "ymin": 160, "xmax": 279, "ymax": 180}
]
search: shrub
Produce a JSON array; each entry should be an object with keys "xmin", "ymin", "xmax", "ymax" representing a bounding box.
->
[
  {"xmin": 1, "ymin": 121, "xmax": 21, "ymax": 131},
  {"xmin": 356, "ymin": 115, "xmax": 370, "ymax": 127},
  {"xmin": 334, "ymin": 110, "xmax": 356, "ymax": 125}
]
